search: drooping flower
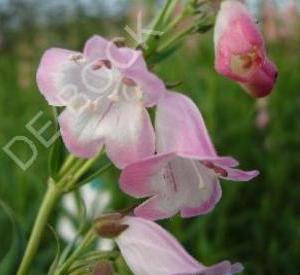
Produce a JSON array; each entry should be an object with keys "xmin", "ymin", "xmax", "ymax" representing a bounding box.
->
[
  {"xmin": 214, "ymin": 0, "xmax": 278, "ymax": 97},
  {"xmin": 115, "ymin": 216, "xmax": 244, "ymax": 275},
  {"xmin": 120, "ymin": 92, "xmax": 259, "ymax": 220},
  {"xmin": 37, "ymin": 35, "xmax": 165, "ymax": 168}
]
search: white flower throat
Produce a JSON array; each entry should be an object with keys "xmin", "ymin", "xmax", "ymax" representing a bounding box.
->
[{"xmin": 67, "ymin": 54, "xmax": 144, "ymax": 103}]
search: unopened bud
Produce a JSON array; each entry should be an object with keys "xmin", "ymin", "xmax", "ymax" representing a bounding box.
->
[
  {"xmin": 93, "ymin": 261, "xmax": 115, "ymax": 275},
  {"xmin": 94, "ymin": 213, "xmax": 129, "ymax": 238},
  {"xmin": 113, "ymin": 37, "xmax": 126, "ymax": 48}
]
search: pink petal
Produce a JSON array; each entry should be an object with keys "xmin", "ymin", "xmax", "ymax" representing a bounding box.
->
[
  {"xmin": 241, "ymin": 58, "xmax": 278, "ymax": 97},
  {"xmin": 124, "ymin": 155, "xmax": 222, "ymax": 220},
  {"xmin": 36, "ymin": 48, "xmax": 80, "ymax": 106},
  {"xmin": 214, "ymin": 0, "xmax": 264, "ymax": 81},
  {"xmin": 102, "ymin": 100, "xmax": 155, "ymax": 169},
  {"xmin": 214, "ymin": 0, "xmax": 263, "ymax": 54},
  {"xmin": 116, "ymin": 216, "xmax": 243, "ymax": 275},
  {"xmin": 214, "ymin": 0, "xmax": 277, "ymax": 97},
  {"xmin": 108, "ymin": 46, "xmax": 165, "ymax": 107},
  {"xmin": 177, "ymin": 261, "xmax": 244, "ymax": 275},
  {"xmin": 59, "ymin": 108, "xmax": 105, "ymax": 158},
  {"xmin": 222, "ymin": 167, "xmax": 260, "ymax": 181},
  {"xmin": 83, "ymin": 35, "xmax": 110, "ymax": 61},
  {"xmin": 178, "ymin": 152, "xmax": 259, "ymax": 183},
  {"xmin": 155, "ymin": 91, "xmax": 216, "ymax": 156},
  {"xmin": 180, "ymin": 180, "xmax": 222, "ymax": 218},
  {"xmin": 116, "ymin": 216, "xmax": 204, "ymax": 274},
  {"xmin": 120, "ymin": 153, "xmax": 176, "ymax": 198},
  {"xmin": 178, "ymin": 153, "xmax": 239, "ymax": 167},
  {"xmin": 134, "ymin": 196, "xmax": 178, "ymax": 221}
]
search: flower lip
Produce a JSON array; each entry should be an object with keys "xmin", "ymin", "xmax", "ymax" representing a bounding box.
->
[{"xmin": 120, "ymin": 150, "xmax": 259, "ymax": 220}]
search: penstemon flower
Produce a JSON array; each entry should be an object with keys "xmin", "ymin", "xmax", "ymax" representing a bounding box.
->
[
  {"xmin": 214, "ymin": 0, "xmax": 278, "ymax": 97},
  {"xmin": 115, "ymin": 216, "xmax": 243, "ymax": 275},
  {"xmin": 37, "ymin": 35, "xmax": 165, "ymax": 168},
  {"xmin": 120, "ymin": 92, "xmax": 259, "ymax": 220}
]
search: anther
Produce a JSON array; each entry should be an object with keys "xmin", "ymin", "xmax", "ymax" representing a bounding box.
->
[
  {"xmin": 122, "ymin": 77, "xmax": 137, "ymax": 87},
  {"xmin": 213, "ymin": 166, "xmax": 228, "ymax": 177},
  {"xmin": 202, "ymin": 161, "xmax": 215, "ymax": 169},
  {"xmin": 92, "ymin": 60, "xmax": 112, "ymax": 70},
  {"xmin": 69, "ymin": 54, "xmax": 86, "ymax": 64}
]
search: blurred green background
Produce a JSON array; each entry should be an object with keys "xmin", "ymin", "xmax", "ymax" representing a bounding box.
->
[{"xmin": 0, "ymin": 1, "xmax": 299, "ymax": 274}]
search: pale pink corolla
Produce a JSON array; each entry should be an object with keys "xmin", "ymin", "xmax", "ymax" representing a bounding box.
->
[
  {"xmin": 36, "ymin": 35, "xmax": 165, "ymax": 168},
  {"xmin": 214, "ymin": 0, "xmax": 278, "ymax": 97},
  {"xmin": 120, "ymin": 92, "xmax": 259, "ymax": 220},
  {"xmin": 116, "ymin": 216, "xmax": 244, "ymax": 275}
]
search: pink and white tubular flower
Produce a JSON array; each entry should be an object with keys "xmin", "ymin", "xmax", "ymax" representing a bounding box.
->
[
  {"xmin": 36, "ymin": 35, "xmax": 165, "ymax": 168},
  {"xmin": 214, "ymin": 0, "xmax": 278, "ymax": 98},
  {"xmin": 120, "ymin": 92, "xmax": 259, "ymax": 220},
  {"xmin": 116, "ymin": 216, "xmax": 244, "ymax": 275}
]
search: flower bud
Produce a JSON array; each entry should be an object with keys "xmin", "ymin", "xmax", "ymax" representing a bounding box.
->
[
  {"xmin": 93, "ymin": 261, "xmax": 115, "ymax": 275},
  {"xmin": 94, "ymin": 213, "xmax": 128, "ymax": 239},
  {"xmin": 214, "ymin": 0, "xmax": 278, "ymax": 97}
]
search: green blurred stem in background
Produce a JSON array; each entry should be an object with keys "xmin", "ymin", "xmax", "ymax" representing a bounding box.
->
[
  {"xmin": 54, "ymin": 228, "xmax": 96, "ymax": 275},
  {"xmin": 16, "ymin": 154, "xmax": 104, "ymax": 275},
  {"xmin": 16, "ymin": 180, "xmax": 62, "ymax": 275}
]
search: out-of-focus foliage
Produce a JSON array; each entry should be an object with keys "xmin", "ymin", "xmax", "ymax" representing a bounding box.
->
[{"xmin": 0, "ymin": 1, "xmax": 299, "ymax": 274}]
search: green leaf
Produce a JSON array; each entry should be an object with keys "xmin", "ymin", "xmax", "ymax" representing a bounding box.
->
[{"xmin": 0, "ymin": 200, "xmax": 24, "ymax": 275}]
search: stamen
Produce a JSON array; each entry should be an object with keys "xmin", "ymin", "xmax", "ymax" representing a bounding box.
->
[
  {"xmin": 135, "ymin": 87, "xmax": 143, "ymax": 100},
  {"xmin": 101, "ymin": 60, "xmax": 112, "ymax": 69},
  {"xmin": 122, "ymin": 77, "xmax": 137, "ymax": 87},
  {"xmin": 191, "ymin": 160, "xmax": 205, "ymax": 189},
  {"xmin": 113, "ymin": 37, "xmax": 126, "ymax": 48},
  {"xmin": 202, "ymin": 160, "xmax": 215, "ymax": 169},
  {"xmin": 69, "ymin": 54, "xmax": 86, "ymax": 64},
  {"xmin": 213, "ymin": 166, "xmax": 228, "ymax": 177},
  {"xmin": 89, "ymin": 101, "xmax": 98, "ymax": 111},
  {"xmin": 92, "ymin": 61, "xmax": 103, "ymax": 71},
  {"xmin": 92, "ymin": 59, "xmax": 112, "ymax": 70},
  {"xmin": 230, "ymin": 47, "xmax": 262, "ymax": 76}
]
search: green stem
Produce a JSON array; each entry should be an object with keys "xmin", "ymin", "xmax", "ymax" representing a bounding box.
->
[
  {"xmin": 65, "ymin": 156, "xmax": 100, "ymax": 190},
  {"xmin": 54, "ymin": 229, "xmax": 97, "ymax": 275},
  {"xmin": 59, "ymin": 155, "xmax": 77, "ymax": 176},
  {"xmin": 142, "ymin": 0, "xmax": 174, "ymax": 51},
  {"xmin": 17, "ymin": 180, "xmax": 63, "ymax": 275},
  {"xmin": 157, "ymin": 25, "xmax": 195, "ymax": 53},
  {"xmin": 17, "ymin": 153, "xmax": 103, "ymax": 275}
]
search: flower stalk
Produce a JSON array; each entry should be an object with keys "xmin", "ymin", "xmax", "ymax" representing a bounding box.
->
[
  {"xmin": 17, "ymin": 179, "xmax": 62, "ymax": 275},
  {"xmin": 16, "ymin": 153, "xmax": 104, "ymax": 275},
  {"xmin": 54, "ymin": 229, "xmax": 96, "ymax": 275}
]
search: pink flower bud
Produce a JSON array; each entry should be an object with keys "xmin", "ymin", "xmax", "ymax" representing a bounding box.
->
[{"xmin": 214, "ymin": 0, "xmax": 278, "ymax": 97}]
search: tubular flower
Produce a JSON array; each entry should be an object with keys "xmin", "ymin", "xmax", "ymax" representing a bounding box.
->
[
  {"xmin": 37, "ymin": 35, "xmax": 165, "ymax": 168},
  {"xmin": 120, "ymin": 92, "xmax": 259, "ymax": 220},
  {"xmin": 214, "ymin": 0, "xmax": 278, "ymax": 97},
  {"xmin": 116, "ymin": 216, "xmax": 244, "ymax": 275}
]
